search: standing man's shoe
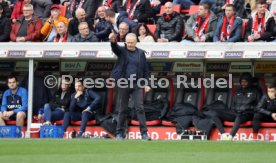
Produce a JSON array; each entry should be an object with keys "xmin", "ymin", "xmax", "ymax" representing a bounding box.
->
[
  {"xmin": 116, "ymin": 133, "xmax": 124, "ymax": 140},
  {"xmin": 141, "ymin": 133, "xmax": 151, "ymax": 141}
]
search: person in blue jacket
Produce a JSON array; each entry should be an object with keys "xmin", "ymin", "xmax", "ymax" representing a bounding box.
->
[
  {"xmin": 62, "ymin": 80, "xmax": 101, "ymax": 137},
  {"xmin": 0, "ymin": 75, "xmax": 28, "ymax": 126},
  {"xmin": 213, "ymin": 4, "xmax": 242, "ymax": 42}
]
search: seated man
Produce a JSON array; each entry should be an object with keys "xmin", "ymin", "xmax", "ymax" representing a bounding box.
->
[
  {"xmin": 53, "ymin": 21, "xmax": 72, "ymax": 42},
  {"xmin": 210, "ymin": 72, "xmax": 261, "ymax": 140},
  {"xmin": 71, "ymin": 22, "xmax": 99, "ymax": 42},
  {"xmin": 247, "ymin": 0, "xmax": 273, "ymax": 42},
  {"xmin": 211, "ymin": 0, "xmax": 246, "ymax": 18},
  {"xmin": 252, "ymin": 83, "xmax": 276, "ymax": 140},
  {"xmin": 185, "ymin": 3, "xmax": 217, "ymax": 42},
  {"xmin": 121, "ymin": 0, "xmax": 153, "ymax": 23},
  {"xmin": 0, "ymin": 75, "xmax": 28, "ymax": 126},
  {"xmin": 95, "ymin": 6, "xmax": 112, "ymax": 42},
  {"xmin": 0, "ymin": 4, "xmax": 11, "ymax": 42},
  {"xmin": 68, "ymin": 8, "xmax": 94, "ymax": 37},
  {"xmin": 155, "ymin": 2, "xmax": 183, "ymax": 42},
  {"xmin": 41, "ymin": 4, "xmax": 69, "ymax": 42},
  {"xmin": 62, "ymin": 80, "xmax": 101, "ymax": 137},
  {"xmin": 10, "ymin": 4, "xmax": 43, "ymax": 42},
  {"xmin": 213, "ymin": 4, "xmax": 242, "ymax": 42},
  {"xmin": 43, "ymin": 79, "xmax": 72, "ymax": 125},
  {"xmin": 115, "ymin": 22, "xmax": 129, "ymax": 42}
]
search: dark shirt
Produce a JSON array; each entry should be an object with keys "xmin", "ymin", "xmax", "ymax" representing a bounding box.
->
[
  {"xmin": 17, "ymin": 19, "xmax": 28, "ymax": 37},
  {"xmin": 125, "ymin": 49, "xmax": 139, "ymax": 79}
]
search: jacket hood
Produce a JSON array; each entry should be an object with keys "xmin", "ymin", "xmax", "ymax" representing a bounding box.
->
[{"xmin": 239, "ymin": 72, "xmax": 253, "ymax": 87}]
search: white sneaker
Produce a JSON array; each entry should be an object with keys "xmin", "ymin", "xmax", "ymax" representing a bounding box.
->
[
  {"xmin": 43, "ymin": 121, "xmax": 51, "ymax": 126},
  {"xmin": 220, "ymin": 133, "xmax": 228, "ymax": 140}
]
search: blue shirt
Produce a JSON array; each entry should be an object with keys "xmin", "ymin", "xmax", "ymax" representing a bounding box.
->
[{"xmin": 1, "ymin": 87, "xmax": 28, "ymax": 113}]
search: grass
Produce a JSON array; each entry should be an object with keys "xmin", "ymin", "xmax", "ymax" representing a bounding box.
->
[{"xmin": 0, "ymin": 139, "xmax": 275, "ymax": 163}]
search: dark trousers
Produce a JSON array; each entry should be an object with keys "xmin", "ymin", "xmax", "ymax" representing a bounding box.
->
[
  {"xmin": 62, "ymin": 111, "xmax": 94, "ymax": 133},
  {"xmin": 43, "ymin": 103, "xmax": 65, "ymax": 122},
  {"xmin": 215, "ymin": 109, "xmax": 253, "ymax": 137},
  {"xmin": 116, "ymin": 86, "xmax": 148, "ymax": 135},
  {"xmin": 204, "ymin": 110, "xmax": 226, "ymax": 134},
  {"xmin": 253, "ymin": 113, "xmax": 275, "ymax": 133}
]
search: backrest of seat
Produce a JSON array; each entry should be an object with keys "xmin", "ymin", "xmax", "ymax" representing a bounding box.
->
[
  {"xmin": 93, "ymin": 87, "xmax": 109, "ymax": 115},
  {"xmin": 174, "ymin": 79, "xmax": 203, "ymax": 110},
  {"xmin": 205, "ymin": 87, "xmax": 232, "ymax": 109}
]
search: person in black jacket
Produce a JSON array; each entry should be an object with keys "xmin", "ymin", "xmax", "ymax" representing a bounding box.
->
[
  {"xmin": 109, "ymin": 32, "xmax": 151, "ymax": 140},
  {"xmin": 252, "ymin": 82, "xmax": 276, "ymax": 140},
  {"xmin": 95, "ymin": 6, "xmax": 112, "ymax": 42},
  {"xmin": 105, "ymin": 9, "xmax": 138, "ymax": 33},
  {"xmin": 0, "ymin": 0, "xmax": 11, "ymax": 18},
  {"xmin": 211, "ymin": 72, "xmax": 261, "ymax": 140},
  {"xmin": 0, "ymin": 4, "xmax": 11, "ymax": 42},
  {"xmin": 68, "ymin": 8, "xmax": 94, "ymax": 37},
  {"xmin": 43, "ymin": 79, "xmax": 72, "ymax": 125},
  {"xmin": 156, "ymin": 2, "xmax": 183, "ymax": 42},
  {"xmin": 121, "ymin": 0, "xmax": 153, "ymax": 23},
  {"xmin": 62, "ymin": 80, "xmax": 101, "ymax": 137}
]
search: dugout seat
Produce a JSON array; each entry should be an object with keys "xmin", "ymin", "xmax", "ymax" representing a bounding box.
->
[
  {"xmin": 162, "ymin": 79, "xmax": 204, "ymax": 126},
  {"xmin": 131, "ymin": 78, "xmax": 174, "ymax": 126}
]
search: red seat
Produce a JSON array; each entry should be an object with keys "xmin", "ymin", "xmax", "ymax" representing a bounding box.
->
[
  {"xmin": 224, "ymin": 121, "xmax": 252, "ymax": 127},
  {"xmin": 147, "ymin": 24, "xmax": 156, "ymax": 34},
  {"xmin": 53, "ymin": 120, "xmax": 63, "ymax": 125},
  {"xmin": 60, "ymin": 5, "xmax": 67, "ymax": 17},
  {"xmin": 162, "ymin": 120, "xmax": 176, "ymax": 127},
  {"xmin": 6, "ymin": 120, "xmax": 27, "ymax": 125},
  {"xmin": 71, "ymin": 120, "xmax": 96, "ymax": 126},
  {"xmin": 188, "ymin": 5, "xmax": 199, "ymax": 15},
  {"xmin": 130, "ymin": 120, "xmax": 161, "ymax": 126},
  {"xmin": 260, "ymin": 122, "xmax": 276, "ymax": 127}
]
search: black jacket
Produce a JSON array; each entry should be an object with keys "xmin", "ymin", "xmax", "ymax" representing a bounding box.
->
[
  {"xmin": 256, "ymin": 94, "xmax": 276, "ymax": 116},
  {"xmin": 71, "ymin": 31, "xmax": 99, "ymax": 42},
  {"xmin": 0, "ymin": 2, "xmax": 11, "ymax": 18},
  {"xmin": 121, "ymin": 0, "xmax": 152, "ymax": 23},
  {"xmin": 246, "ymin": 17, "xmax": 276, "ymax": 42},
  {"xmin": 156, "ymin": 12, "xmax": 184, "ymax": 42},
  {"xmin": 111, "ymin": 42, "xmax": 150, "ymax": 82},
  {"xmin": 50, "ymin": 89, "xmax": 72, "ymax": 112},
  {"xmin": 116, "ymin": 11, "xmax": 138, "ymax": 33},
  {"xmin": 82, "ymin": 0, "xmax": 99, "ymax": 20},
  {"xmin": 95, "ymin": 18, "xmax": 112, "ymax": 42},
  {"xmin": 231, "ymin": 73, "xmax": 260, "ymax": 113},
  {"xmin": 68, "ymin": 18, "xmax": 94, "ymax": 37},
  {"xmin": 0, "ymin": 15, "xmax": 11, "ymax": 42}
]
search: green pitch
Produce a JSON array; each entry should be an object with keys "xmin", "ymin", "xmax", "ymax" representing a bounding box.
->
[{"xmin": 0, "ymin": 139, "xmax": 275, "ymax": 163}]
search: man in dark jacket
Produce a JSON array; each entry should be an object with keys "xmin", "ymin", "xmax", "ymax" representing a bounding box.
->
[
  {"xmin": 185, "ymin": 3, "xmax": 217, "ymax": 42},
  {"xmin": 43, "ymin": 79, "xmax": 72, "ymax": 125},
  {"xmin": 213, "ymin": 4, "xmax": 242, "ymax": 42},
  {"xmin": 109, "ymin": 32, "xmax": 151, "ymax": 140},
  {"xmin": 68, "ymin": 8, "xmax": 94, "ymax": 37},
  {"xmin": 211, "ymin": 0, "xmax": 246, "ymax": 18},
  {"xmin": 62, "ymin": 80, "xmax": 101, "ymax": 137},
  {"xmin": 0, "ymin": 4, "xmax": 11, "ymax": 42},
  {"xmin": 95, "ymin": 6, "xmax": 112, "ymax": 42},
  {"xmin": 10, "ymin": 4, "xmax": 43, "ymax": 42},
  {"xmin": 121, "ymin": 0, "xmax": 153, "ymax": 23},
  {"xmin": 156, "ymin": 2, "xmax": 183, "ymax": 42},
  {"xmin": 252, "ymin": 83, "xmax": 276, "ymax": 140},
  {"xmin": 105, "ymin": 9, "xmax": 138, "ymax": 33},
  {"xmin": 211, "ymin": 72, "xmax": 261, "ymax": 140},
  {"xmin": 71, "ymin": 22, "xmax": 98, "ymax": 42},
  {"xmin": 101, "ymin": 0, "xmax": 122, "ymax": 13},
  {"xmin": 0, "ymin": 0, "xmax": 11, "ymax": 18}
]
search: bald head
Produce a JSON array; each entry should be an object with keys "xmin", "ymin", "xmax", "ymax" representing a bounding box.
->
[
  {"xmin": 164, "ymin": 2, "xmax": 174, "ymax": 15},
  {"xmin": 97, "ymin": 6, "xmax": 106, "ymax": 19},
  {"xmin": 75, "ymin": 8, "xmax": 86, "ymax": 22}
]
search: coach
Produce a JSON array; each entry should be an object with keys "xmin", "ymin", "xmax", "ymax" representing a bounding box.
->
[{"xmin": 109, "ymin": 32, "xmax": 151, "ymax": 140}]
